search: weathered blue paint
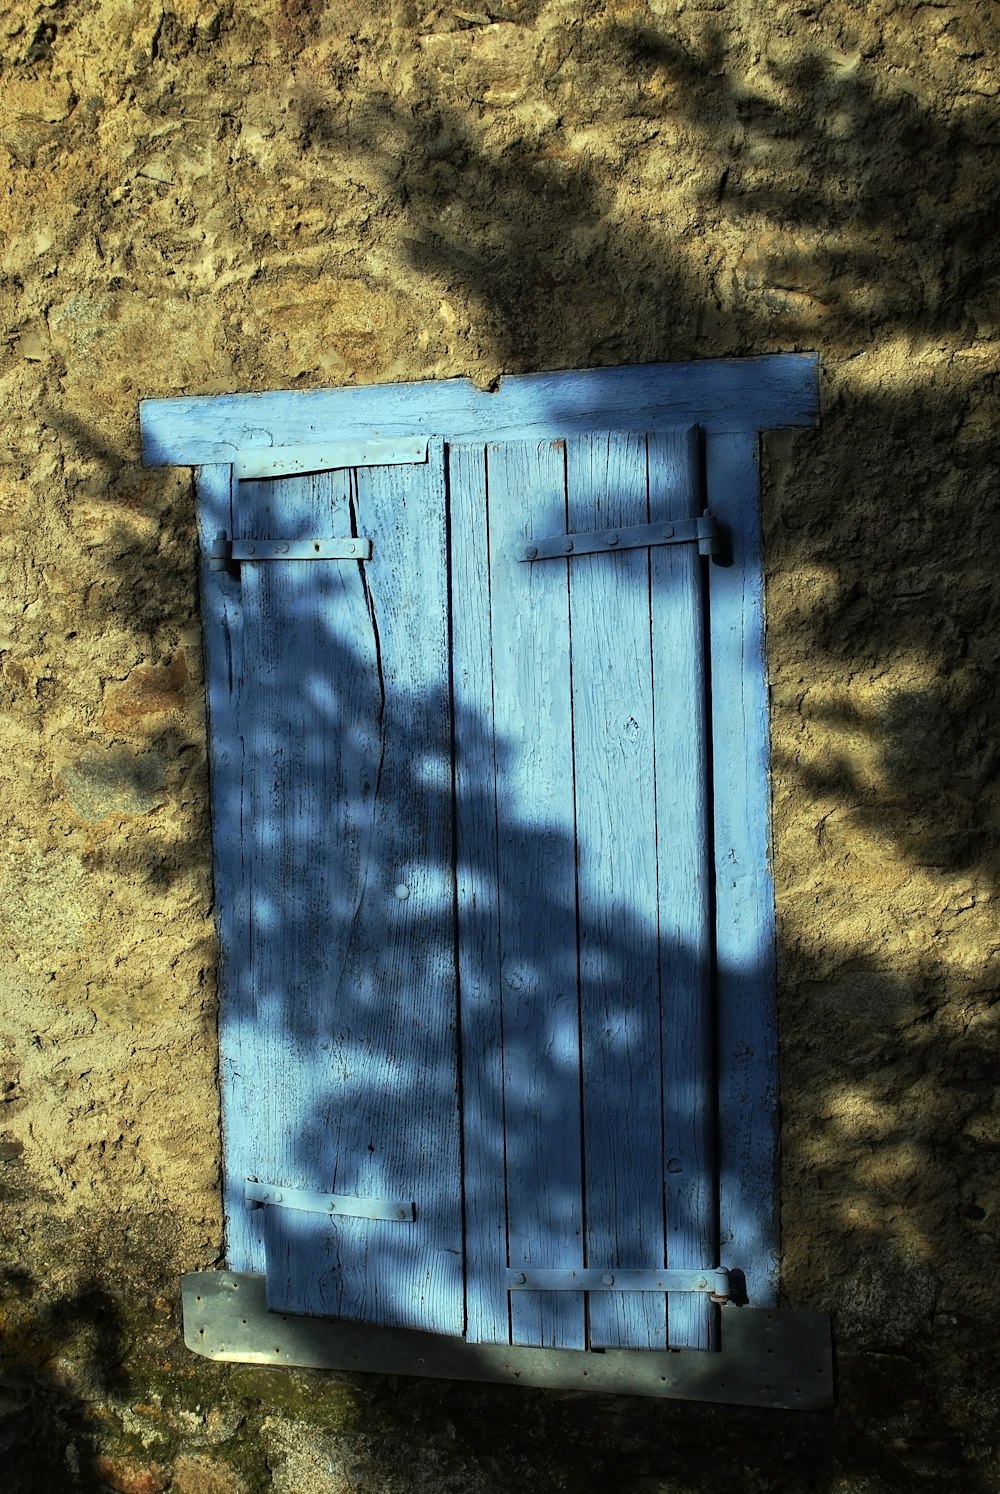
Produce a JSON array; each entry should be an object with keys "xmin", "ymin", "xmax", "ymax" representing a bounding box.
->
[
  {"xmin": 140, "ymin": 354, "xmax": 819, "ymax": 467},
  {"xmin": 448, "ymin": 441, "xmax": 510, "ymax": 1347},
  {"xmin": 197, "ymin": 463, "xmax": 268, "ymax": 1279},
  {"xmin": 705, "ymin": 431, "xmax": 780, "ymax": 1308},
  {"xmin": 486, "ymin": 438, "xmax": 586, "ymax": 1352},
  {"xmin": 567, "ymin": 431, "xmax": 667, "ymax": 1352},
  {"xmin": 647, "ymin": 428, "xmax": 716, "ymax": 1352},
  {"xmin": 154, "ymin": 358, "xmax": 816, "ymax": 1368}
]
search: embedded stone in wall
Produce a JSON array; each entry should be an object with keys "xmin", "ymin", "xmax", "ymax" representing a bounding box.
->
[
  {"xmin": 57, "ymin": 747, "xmax": 167, "ymax": 821},
  {"xmin": 90, "ymin": 1456, "xmax": 170, "ymax": 1494},
  {"xmin": 101, "ymin": 654, "xmax": 189, "ymax": 732},
  {"xmin": 833, "ymin": 1243, "xmax": 940, "ymax": 1351},
  {"xmin": 170, "ymin": 1454, "xmax": 246, "ymax": 1494}
]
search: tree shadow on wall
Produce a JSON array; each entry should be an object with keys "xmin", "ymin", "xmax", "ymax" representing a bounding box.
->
[
  {"xmin": 288, "ymin": 18, "xmax": 1000, "ymax": 365},
  {"xmin": 17, "ymin": 16, "xmax": 1000, "ymax": 1490}
]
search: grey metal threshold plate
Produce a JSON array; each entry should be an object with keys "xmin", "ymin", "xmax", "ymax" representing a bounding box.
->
[{"xmin": 182, "ymin": 1272, "xmax": 832, "ymax": 1410}]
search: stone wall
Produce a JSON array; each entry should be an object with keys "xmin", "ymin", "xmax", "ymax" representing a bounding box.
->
[{"xmin": 2, "ymin": 0, "xmax": 998, "ymax": 1488}]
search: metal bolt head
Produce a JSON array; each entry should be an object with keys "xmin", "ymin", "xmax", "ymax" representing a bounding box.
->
[
  {"xmin": 514, "ymin": 1272, "xmax": 527, "ymax": 1285},
  {"xmin": 246, "ymin": 543, "xmax": 256, "ymax": 555},
  {"xmin": 696, "ymin": 1278, "xmax": 708, "ymax": 1290},
  {"xmin": 606, "ymin": 533, "xmax": 619, "ymax": 546},
  {"xmin": 523, "ymin": 545, "xmax": 538, "ymax": 561},
  {"xmin": 602, "ymin": 1273, "xmax": 615, "ymax": 1286},
  {"xmin": 666, "ymin": 1156, "xmax": 683, "ymax": 1174},
  {"xmin": 394, "ymin": 883, "xmax": 410, "ymax": 900},
  {"xmin": 348, "ymin": 542, "xmax": 357, "ymax": 555},
  {"xmin": 662, "ymin": 525, "xmax": 675, "ymax": 539},
  {"xmin": 564, "ymin": 539, "xmax": 574, "ymax": 553}
]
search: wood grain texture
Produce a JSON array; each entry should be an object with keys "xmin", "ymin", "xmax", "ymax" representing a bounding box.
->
[
  {"xmin": 704, "ymin": 431, "xmax": 779, "ymax": 1309},
  {"xmin": 486, "ymin": 438, "xmax": 586, "ymax": 1351},
  {"xmin": 648, "ymin": 428, "xmax": 716, "ymax": 1351},
  {"xmin": 197, "ymin": 465, "xmax": 268, "ymax": 1277},
  {"xmin": 565, "ymin": 432, "xmax": 666, "ymax": 1351},
  {"xmin": 448, "ymin": 441, "xmax": 510, "ymax": 1346},
  {"xmin": 237, "ymin": 444, "xmax": 464, "ymax": 1335},
  {"xmin": 141, "ymin": 355, "xmax": 820, "ymax": 466}
]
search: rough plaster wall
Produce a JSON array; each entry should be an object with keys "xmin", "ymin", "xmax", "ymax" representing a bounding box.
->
[{"xmin": 1, "ymin": 0, "xmax": 998, "ymax": 1488}]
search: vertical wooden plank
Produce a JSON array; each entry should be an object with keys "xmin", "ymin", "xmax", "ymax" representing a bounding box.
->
[
  {"xmin": 486, "ymin": 438, "xmax": 586, "ymax": 1351},
  {"xmin": 566, "ymin": 432, "xmax": 667, "ymax": 1351},
  {"xmin": 649, "ymin": 428, "xmax": 717, "ymax": 1351},
  {"xmin": 237, "ymin": 464, "xmax": 380, "ymax": 1318},
  {"xmin": 196, "ymin": 465, "xmax": 267, "ymax": 1278},
  {"xmin": 326, "ymin": 439, "xmax": 464, "ymax": 1334},
  {"xmin": 705, "ymin": 431, "xmax": 779, "ymax": 1309},
  {"xmin": 239, "ymin": 445, "xmax": 464, "ymax": 1335},
  {"xmin": 449, "ymin": 442, "xmax": 509, "ymax": 1345}
]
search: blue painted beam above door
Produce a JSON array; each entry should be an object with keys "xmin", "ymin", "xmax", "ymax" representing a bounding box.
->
[{"xmin": 140, "ymin": 354, "xmax": 819, "ymax": 467}]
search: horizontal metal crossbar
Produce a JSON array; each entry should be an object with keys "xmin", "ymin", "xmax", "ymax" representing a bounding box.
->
[
  {"xmin": 519, "ymin": 513, "xmax": 721, "ymax": 563},
  {"xmin": 506, "ymin": 1267, "xmax": 730, "ymax": 1295},
  {"xmin": 206, "ymin": 535, "xmax": 373, "ymax": 569},
  {"xmin": 231, "ymin": 538, "xmax": 373, "ymax": 561},
  {"xmin": 235, "ymin": 436, "xmax": 428, "ymax": 479},
  {"xmin": 245, "ymin": 1181, "xmax": 414, "ymax": 1222}
]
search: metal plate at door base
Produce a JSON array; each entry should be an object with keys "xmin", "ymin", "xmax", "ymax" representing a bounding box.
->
[{"xmin": 181, "ymin": 1272, "xmax": 833, "ymax": 1410}]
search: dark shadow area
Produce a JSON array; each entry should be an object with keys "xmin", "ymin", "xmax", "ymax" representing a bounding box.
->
[{"xmin": 0, "ymin": 1267, "xmax": 131, "ymax": 1494}]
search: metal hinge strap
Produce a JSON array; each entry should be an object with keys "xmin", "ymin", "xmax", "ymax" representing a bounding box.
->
[
  {"xmin": 520, "ymin": 512, "xmax": 721, "ymax": 563},
  {"xmin": 506, "ymin": 1267, "xmax": 730, "ymax": 1295},
  {"xmin": 245, "ymin": 1181, "xmax": 414, "ymax": 1223},
  {"xmin": 207, "ymin": 534, "xmax": 372, "ymax": 570}
]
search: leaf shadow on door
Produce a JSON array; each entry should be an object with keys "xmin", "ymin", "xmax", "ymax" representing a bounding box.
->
[{"xmin": 214, "ymin": 506, "xmax": 754, "ymax": 1362}]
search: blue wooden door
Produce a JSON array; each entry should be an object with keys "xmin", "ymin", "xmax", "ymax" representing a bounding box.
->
[{"xmin": 226, "ymin": 427, "xmax": 717, "ymax": 1351}]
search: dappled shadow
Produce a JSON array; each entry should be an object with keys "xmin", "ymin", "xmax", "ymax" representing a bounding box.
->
[{"xmin": 212, "ymin": 432, "xmax": 724, "ymax": 1358}]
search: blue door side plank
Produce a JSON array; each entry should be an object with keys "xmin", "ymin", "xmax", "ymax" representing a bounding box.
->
[
  {"xmin": 648, "ymin": 428, "xmax": 716, "ymax": 1350},
  {"xmin": 487, "ymin": 438, "xmax": 586, "ymax": 1352},
  {"xmin": 566, "ymin": 431, "xmax": 667, "ymax": 1352},
  {"xmin": 197, "ymin": 463, "xmax": 267, "ymax": 1279},
  {"xmin": 705, "ymin": 431, "xmax": 779, "ymax": 1308}
]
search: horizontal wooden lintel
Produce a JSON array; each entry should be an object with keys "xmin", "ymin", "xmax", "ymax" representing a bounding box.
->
[{"xmin": 140, "ymin": 356, "xmax": 820, "ymax": 467}]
